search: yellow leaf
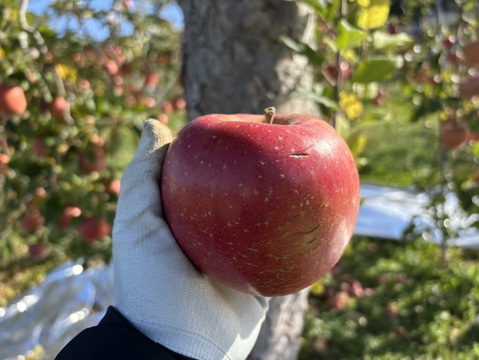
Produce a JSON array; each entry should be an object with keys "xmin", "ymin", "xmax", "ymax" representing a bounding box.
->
[
  {"xmin": 347, "ymin": 132, "xmax": 367, "ymax": 158},
  {"xmin": 55, "ymin": 64, "xmax": 78, "ymax": 82},
  {"xmin": 356, "ymin": 0, "xmax": 390, "ymax": 30},
  {"xmin": 357, "ymin": 0, "xmax": 371, "ymax": 6},
  {"xmin": 0, "ymin": 47, "xmax": 4, "ymax": 59},
  {"xmin": 310, "ymin": 281, "xmax": 325, "ymax": 296},
  {"xmin": 340, "ymin": 91, "xmax": 363, "ymax": 120}
]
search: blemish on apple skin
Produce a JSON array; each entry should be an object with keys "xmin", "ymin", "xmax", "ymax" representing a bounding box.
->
[{"xmin": 290, "ymin": 153, "xmax": 309, "ymax": 158}]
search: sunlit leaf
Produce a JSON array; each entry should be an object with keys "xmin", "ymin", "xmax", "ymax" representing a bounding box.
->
[
  {"xmin": 340, "ymin": 91, "xmax": 363, "ymax": 120},
  {"xmin": 337, "ymin": 19, "xmax": 368, "ymax": 51},
  {"xmin": 297, "ymin": 0, "xmax": 327, "ymax": 16},
  {"xmin": 55, "ymin": 64, "xmax": 78, "ymax": 82},
  {"xmin": 347, "ymin": 132, "xmax": 367, "ymax": 158},
  {"xmin": 357, "ymin": 0, "xmax": 371, "ymax": 6},
  {"xmin": 356, "ymin": 0, "xmax": 390, "ymax": 30},
  {"xmin": 372, "ymin": 31, "xmax": 412, "ymax": 50},
  {"xmin": 352, "ymin": 56, "xmax": 402, "ymax": 83}
]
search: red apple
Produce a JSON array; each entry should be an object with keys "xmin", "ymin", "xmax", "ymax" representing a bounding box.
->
[
  {"xmin": 118, "ymin": 63, "xmax": 134, "ymax": 77},
  {"xmin": 28, "ymin": 243, "xmax": 50, "ymax": 262},
  {"xmin": 161, "ymin": 101, "xmax": 174, "ymax": 114},
  {"xmin": 80, "ymin": 217, "xmax": 111, "ymax": 243},
  {"xmin": 157, "ymin": 114, "xmax": 169, "ymax": 125},
  {"xmin": 20, "ymin": 208, "xmax": 45, "ymax": 232},
  {"xmin": 103, "ymin": 59, "xmax": 119, "ymax": 76},
  {"xmin": 459, "ymin": 75, "xmax": 479, "ymax": 98},
  {"xmin": 328, "ymin": 290, "xmax": 350, "ymax": 310},
  {"xmin": 48, "ymin": 97, "xmax": 69, "ymax": 120},
  {"xmin": 123, "ymin": 0, "xmax": 134, "ymax": 10},
  {"xmin": 0, "ymin": 153, "xmax": 10, "ymax": 175},
  {"xmin": 0, "ymin": 84, "xmax": 27, "ymax": 115},
  {"xmin": 58, "ymin": 206, "xmax": 82, "ymax": 229},
  {"xmin": 173, "ymin": 97, "xmax": 186, "ymax": 111},
  {"xmin": 441, "ymin": 118, "xmax": 469, "ymax": 150},
  {"xmin": 161, "ymin": 111, "xmax": 360, "ymax": 296},
  {"xmin": 144, "ymin": 71, "xmax": 160, "ymax": 88},
  {"xmin": 105, "ymin": 179, "xmax": 121, "ymax": 196},
  {"xmin": 442, "ymin": 35, "xmax": 456, "ymax": 50},
  {"xmin": 463, "ymin": 40, "xmax": 479, "ymax": 67}
]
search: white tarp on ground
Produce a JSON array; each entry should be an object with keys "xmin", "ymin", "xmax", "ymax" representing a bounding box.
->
[{"xmin": 2, "ymin": 184, "xmax": 479, "ymax": 359}]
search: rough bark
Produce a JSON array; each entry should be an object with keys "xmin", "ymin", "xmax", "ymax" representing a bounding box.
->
[
  {"xmin": 181, "ymin": 0, "xmax": 317, "ymax": 119},
  {"xmin": 181, "ymin": 1, "xmax": 316, "ymax": 359},
  {"xmin": 247, "ymin": 288, "xmax": 311, "ymax": 360}
]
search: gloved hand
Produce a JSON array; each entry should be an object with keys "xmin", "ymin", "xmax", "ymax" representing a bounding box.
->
[{"xmin": 112, "ymin": 119, "xmax": 269, "ymax": 360}]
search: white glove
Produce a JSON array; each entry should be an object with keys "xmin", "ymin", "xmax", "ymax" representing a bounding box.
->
[{"xmin": 112, "ymin": 119, "xmax": 269, "ymax": 360}]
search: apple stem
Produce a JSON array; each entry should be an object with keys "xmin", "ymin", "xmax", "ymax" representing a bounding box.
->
[{"xmin": 264, "ymin": 106, "xmax": 276, "ymax": 124}]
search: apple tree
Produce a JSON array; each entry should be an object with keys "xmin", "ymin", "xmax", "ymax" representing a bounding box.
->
[
  {"xmin": 0, "ymin": 0, "xmax": 183, "ymax": 267},
  {"xmin": 389, "ymin": 0, "xmax": 479, "ymax": 261}
]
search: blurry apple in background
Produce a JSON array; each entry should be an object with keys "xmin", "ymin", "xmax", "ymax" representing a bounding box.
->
[
  {"xmin": 28, "ymin": 243, "xmax": 50, "ymax": 262},
  {"xmin": 161, "ymin": 101, "xmax": 174, "ymax": 114},
  {"xmin": 440, "ymin": 118, "xmax": 469, "ymax": 150},
  {"xmin": 80, "ymin": 217, "xmax": 111, "ymax": 243},
  {"xmin": 105, "ymin": 179, "xmax": 121, "ymax": 196},
  {"xmin": 0, "ymin": 84, "xmax": 27, "ymax": 115},
  {"xmin": 57, "ymin": 206, "xmax": 82, "ymax": 229},
  {"xmin": 20, "ymin": 208, "xmax": 45, "ymax": 232},
  {"xmin": 48, "ymin": 97, "xmax": 69, "ymax": 120},
  {"xmin": 0, "ymin": 153, "xmax": 10, "ymax": 175},
  {"xmin": 102, "ymin": 59, "xmax": 119, "ymax": 76},
  {"xmin": 463, "ymin": 40, "xmax": 479, "ymax": 66}
]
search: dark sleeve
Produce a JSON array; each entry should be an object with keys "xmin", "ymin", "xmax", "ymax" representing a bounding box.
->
[{"xmin": 55, "ymin": 306, "xmax": 196, "ymax": 360}]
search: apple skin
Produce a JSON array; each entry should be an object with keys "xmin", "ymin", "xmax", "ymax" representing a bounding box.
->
[{"xmin": 161, "ymin": 113, "xmax": 360, "ymax": 296}]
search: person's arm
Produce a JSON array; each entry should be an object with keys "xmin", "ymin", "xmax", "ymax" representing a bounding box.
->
[{"xmin": 56, "ymin": 306, "xmax": 194, "ymax": 360}]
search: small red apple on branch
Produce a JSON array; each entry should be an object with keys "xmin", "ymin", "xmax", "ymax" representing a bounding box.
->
[
  {"xmin": 161, "ymin": 107, "xmax": 360, "ymax": 296},
  {"xmin": 80, "ymin": 217, "xmax": 111, "ymax": 243},
  {"xmin": 440, "ymin": 117, "xmax": 469, "ymax": 150},
  {"xmin": 0, "ymin": 84, "xmax": 27, "ymax": 115}
]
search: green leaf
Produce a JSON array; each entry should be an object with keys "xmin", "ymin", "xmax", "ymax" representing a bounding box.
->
[
  {"xmin": 356, "ymin": 0, "xmax": 391, "ymax": 30},
  {"xmin": 352, "ymin": 56, "xmax": 402, "ymax": 83},
  {"xmin": 280, "ymin": 35, "xmax": 305, "ymax": 53},
  {"xmin": 372, "ymin": 31, "xmax": 412, "ymax": 50},
  {"xmin": 293, "ymin": 86, "xmax": 338, "ymax": 109},
  {"xmin": 279, "ymin": 36, "xmax": 324, "ymax": 67},
  {"xmin": 336, "ymin": 19, "xmax": 368, "ymax": 51},
  {"xmin": 296, "ymin": 0, "xmax": 327, "ymax": 17}
]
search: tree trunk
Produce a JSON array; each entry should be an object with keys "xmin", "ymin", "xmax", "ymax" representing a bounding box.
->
[
  {"xmin": 181, "ymin": 1, "xmax": 316, "ymax": 359},
  {"xmin": 181, "ymin": 0, "xmax": 317, "ymax": 119}
]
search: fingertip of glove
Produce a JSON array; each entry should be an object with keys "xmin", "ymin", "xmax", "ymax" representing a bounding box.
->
[{"xmin": 143, "ymin": 119, "xmax": 174, "ymax": 145}]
